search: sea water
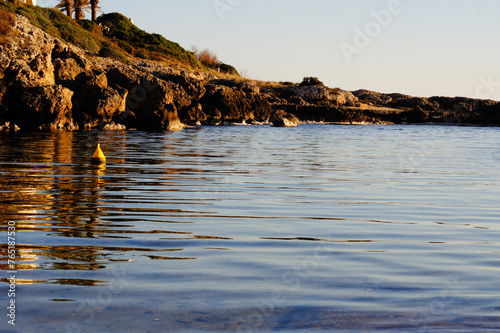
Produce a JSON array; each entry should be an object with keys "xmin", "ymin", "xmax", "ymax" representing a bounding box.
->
[{"xmin": 1, "ymin": 124, "xmax": 500, "ymax": 332}]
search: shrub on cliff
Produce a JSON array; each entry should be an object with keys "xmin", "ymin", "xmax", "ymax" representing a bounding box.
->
[
  {"xmin": 0, "ymin": 9, "xmax": 15, "ymax": 45},
  {"xmin": 0, "ymin": 2, "xmax": 207, "ymax": 69},
  {"xmin": 0, "ymin": 1, "xmax": 101, "ymax": 52},
  {"xmin": 192, "ymin": 47, "xmax": 239, "ymax": 75},
  {"xmin": 99, "ymin": 45, "xmax": 127, "ymax": 62},
  {"xmin": 216, "ymin": 63, "xmax": 239, "ymax": 75},
  {"xmin": 192, "ymin": 47, "xmax": 219, "ymax": 67},
  {"xmin": 299, "ymin": 77, "xmax": 324, "ymax": 87},
  {"xmin": 77, "ymin": 19, "xmax": 102, "ymax": 35},
  {"xmin": 97, "ymin": 13, "xmax": 201, "ymax": 68}
]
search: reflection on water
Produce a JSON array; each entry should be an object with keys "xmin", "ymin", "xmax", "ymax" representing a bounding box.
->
[{"xmin": 1, "ymin": 125, "xmax": 500, "ymax": 332}]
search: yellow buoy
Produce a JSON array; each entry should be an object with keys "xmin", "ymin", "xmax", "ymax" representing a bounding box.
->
[{"xmin": 91, "ymin": 143, "xmax": 106, "ymax": 166}]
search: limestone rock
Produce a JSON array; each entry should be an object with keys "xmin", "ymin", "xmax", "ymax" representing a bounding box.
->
[
  {"xmin": 283, "ymin": 85, "xmax": 358, "ymax": 107},
  {"xmin": 179, "ymin": 103, "xmax": 208, "ymax": 125},
  {"xmin": 271, "ymin": 110, "xmax": 300, "ymax": 127},
  {"xmin": 15, "ymin": 85, "xmax": 75, "ymax": 130},
  {"xmin": 75, "ymin": 86, "xmax": 127, "ymax": 129},
  {"xmin": 102, "ymin": 122, "xmax": 126, "ymax": 131},
  {"xmin": 53, "ymin": 58, "xmax": 87, "ymax": 89},
  {"xmin": 352, "ymin": 89, "xmax": 393, "ymax": 105},
  {"xmin": 6, "ymin": 15, "xmax": 56, "ymax": 87},
  {"xmin": 1, "ymin": 11, "xmax": 499, "ymax": 130},
  {"xmin": 199, "ymin": 80, "xmax": 272, "ymax": 124},
  {"xmin": 105, "ymin": 64, "xmax": 184, "ymax": 131}
]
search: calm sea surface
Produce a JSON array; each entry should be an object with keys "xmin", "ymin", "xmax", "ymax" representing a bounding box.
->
[{"xmin": 1, "ymin": 124, "xmax": 500, "ymax": 332}]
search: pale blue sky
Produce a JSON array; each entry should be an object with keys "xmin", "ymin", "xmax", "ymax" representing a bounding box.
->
[{"xmin": 38, "ymin": 0, "xmax": 500, "ymax": 100}]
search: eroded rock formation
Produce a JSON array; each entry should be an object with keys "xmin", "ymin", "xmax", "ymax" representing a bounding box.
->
[{"xmin": 1, "ymin": 15, "xmax": 499, "ymax": 131}]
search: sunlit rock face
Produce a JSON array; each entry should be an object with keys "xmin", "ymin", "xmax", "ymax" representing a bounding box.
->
[{"xmin": 1, "ymin": 15, "xmax": 500, "ymax": 130}]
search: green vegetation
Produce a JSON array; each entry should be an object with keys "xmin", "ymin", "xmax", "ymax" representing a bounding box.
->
[
  {"xmin": 0, "ymin": 1, "xmax": 101, "ymax": 52},
  {"xmin": 0, "ymin": 2, "xmax": 240, "ymax": 73},
  {"xmin": 96, "ymin": 13, "xmax": 200, "ymax": 67},
  {"xmin": 0, "ymin": 2, "xmax": 212, "ymax": 70},
  {"xmin": 98, "ymin": 44, "xmax": 127, "ymax": 62},
  {"xmin": 216, "ymin": 62, "xmax": 238, "ymax": 75}
]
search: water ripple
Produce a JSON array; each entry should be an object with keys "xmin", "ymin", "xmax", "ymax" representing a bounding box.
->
[{"xmin": 1, "ymin": 126, "xmax": 500, "ymax": 331}]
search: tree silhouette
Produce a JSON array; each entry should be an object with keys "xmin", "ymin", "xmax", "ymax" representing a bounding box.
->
[
  {"xmin": 73, "ymin": 0, "xmax": 87, "ymax": 20},
  {"xmin": 64, "ymin": 0, "xmax": 73, "ymax": 16},
  {"xmin": 90, "ymin": 0, "xmax": 99, "ymax": 22},
  {"xmin": 56, "ymin": 0, "xmax": 73, "ymax": 17},
  {"xmin": 56, "ymin": 0, "xmax": 96, "ymax": 20}
]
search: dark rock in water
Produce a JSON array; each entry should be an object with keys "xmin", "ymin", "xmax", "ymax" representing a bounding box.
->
[
  {"xmin": 198, "ymin": 80, "xmax": 272, "ymax": 124},
  {"xmin": 271, "ymin": 110, "xmax": 300, "ymax": 127},
  {"xmin": 353, "ymin": 90, "xmax": 500, "ymax": 126},
  {"xmin": 477, "ymin": 102, "xmax": 500, "ymax": 124},
  {"xmin": 105, "ymin": 65, "xmax": 185, "ymax": 131},
  {"xmin": 178, "ymin": 103, "xmax": 207, "ymax": 125},
  {"xmin": 0, "ymin": 14, "xmax": 208, "ymax": 131},
  {"xmin": 73, "ymin": 74, "xmax": 128, "ymax": 130},
  {"xmin": 15, "ymin": 85, "xmax": 76, "ymax": 130},
  {"xmin": 0, "ymin": 81, "xmax": 9, "ymax": 122},
  {"xmin": 396, "ymin": 106, "xmax": 429, "ymax": 123},
  {"xmin": 276, "ymin": 104, "xmax": 345, "ymax": 123}
]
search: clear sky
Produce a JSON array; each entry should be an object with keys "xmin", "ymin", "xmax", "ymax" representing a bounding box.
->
[{"xmin": 38, "ymin": 0, "xmax": 500, "ymax": 100}]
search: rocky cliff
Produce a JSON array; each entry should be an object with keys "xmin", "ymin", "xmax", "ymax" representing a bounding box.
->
[{"xmin": 1, "ymin": 14, "xmax": 499, "ymax": 132}]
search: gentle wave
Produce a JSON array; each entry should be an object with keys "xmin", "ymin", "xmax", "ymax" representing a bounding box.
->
[{"xmin": 1, "ymin": 125, "xmax": 500, "ymax": 331}]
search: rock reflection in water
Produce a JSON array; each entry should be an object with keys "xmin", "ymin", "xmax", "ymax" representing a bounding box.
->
[
  {"xmin": 1, "ymin": 126, "xmax": 500, "ymax": 332},
  {"xmin": 0, "ymin": 131, "xmax": 224, "ymax": 287}
]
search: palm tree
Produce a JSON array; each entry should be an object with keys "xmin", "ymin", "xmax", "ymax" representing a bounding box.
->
[
  {"xmin": 90, "ymin": 0, "xmax": 99, "ymax": 22},
  {"xmin": 73, "ymin": 0, "xmax": 87, "ymax": 20},
  {"xmin": 56, "ymin": 0, "xmax": 73, "ymax": 17},
  {"xmin": 57, "ymin": 0, "xmax": 89, "ymax": 20}
]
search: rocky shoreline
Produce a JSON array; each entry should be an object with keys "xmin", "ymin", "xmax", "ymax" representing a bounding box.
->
[{"xmin": 1, "ymin": 15, "xmax": 499, "ymax": 132}]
